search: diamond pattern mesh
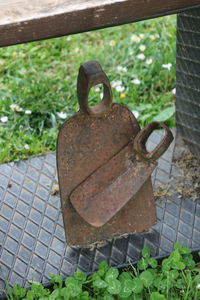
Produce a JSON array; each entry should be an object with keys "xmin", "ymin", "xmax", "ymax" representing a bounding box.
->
[
  {"xmin": 176, "ymin": 8, "xmax": 200, "ymax": 157},
  {"xmin": 0, "ymin": 130, "xmax": 200, "ymax": 296}
]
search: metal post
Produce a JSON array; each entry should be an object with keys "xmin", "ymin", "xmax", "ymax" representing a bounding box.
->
[{"xmin": 176, "ymin": 8, "xmax": 200, "ymax": 158}]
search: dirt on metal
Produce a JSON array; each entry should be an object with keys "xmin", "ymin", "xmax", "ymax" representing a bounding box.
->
[
  {"xmin": 175, "ymin": 153, "xmax": 200, "ymax": 201},
  {"xmin": 57, "ymin": 61, "xmax": 173, "ymax": 247},
  {"xmin": 155, "ymin": 139, "xmax": 200, "ymax": 201}
]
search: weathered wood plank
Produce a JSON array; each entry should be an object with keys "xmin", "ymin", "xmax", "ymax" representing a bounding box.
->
[{"xmin": 1, "ymin": 0, "xmax": 200, "ymax": 47}]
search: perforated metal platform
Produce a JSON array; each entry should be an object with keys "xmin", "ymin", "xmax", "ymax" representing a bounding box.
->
[{"xmin": 0, "ymin": 129, "xmax": 200, "ymax": 295}]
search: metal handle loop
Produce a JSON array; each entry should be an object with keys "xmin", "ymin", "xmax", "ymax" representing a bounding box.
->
[
  {"xmin": 133, "ymin": 121, "xmax": 174, "ymax": 161},
  {"xmin": 77, "ymin": 60, "xmax": 112, "ymax": 117}
]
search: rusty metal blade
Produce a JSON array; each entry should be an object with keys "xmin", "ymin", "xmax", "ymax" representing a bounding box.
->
[
  {"xmin": 57, "ymin": 61, "xmax": 173, "ymax": 246},
  {"xmin": 70, "ymin": 142, "xmax": 156, "ymax": 227}
]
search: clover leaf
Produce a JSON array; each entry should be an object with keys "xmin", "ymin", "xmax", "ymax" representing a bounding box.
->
[
  {"xmin": 107, "ymin": 279, "xmax": 121, "ymax": 295},
  {"xmin": 119, "ymin": 271, "xmax": 133, "ymax": 282},
  {"xmin": 132, "ymin": 278, "xmax": 143, "ymax": 294},
  {"xmin": 73, "ymin": 271, "xmax": 87, "ymax": 282},
  {"xmin": 60, "ymin": 287, "xmax": 70, "ymax": 300},
  {"xmin": 98, "ymin": 261, "xmax": 109, "ymax": 277},
  {"xmin": 140, "ymin": 270, "xmax": 154, "ymax": 287},
  {"xmin": 13, "ymin": 285, "xmax": 26, "ymax": 299},
  {"xmin": 50, "ymin": 274, "xmax": 63, "ymax": 289},
  {"xmin": 105, "ymin": 268, "xmax": 119, "ymax": 282},
  {"xmin": 142, "ymin": 246, "xmax": 150, "ymax": 259},
  {"xmin": 64, "ymin": 277, "xmax": 82, "ymax": 297},
  {"xmin": 150, "ymin": 291, "xmax": 166, "ymax": 300},
  {"xmin": 119, "ymin": 279, "xmax": 133, "ymax": 298},
  {"xmin": 93, "ymin": 279, "xmax": 108, "ymax": 289},
  {"xmin": 137, "ymin": 258, "xmax": 149, "ymax": 270}
]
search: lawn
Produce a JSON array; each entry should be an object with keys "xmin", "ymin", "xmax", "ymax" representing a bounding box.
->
[{"xmin": 0, "ymin": 15, "xmax": 176, "ymax": 164}]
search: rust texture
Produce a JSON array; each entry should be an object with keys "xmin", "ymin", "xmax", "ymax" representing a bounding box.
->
[
  {"xmin": 57, "ymin": 61, "xmax": 173, "ymax": 247},
  {"xmin": 70, "ymin": 142, "xmax": 156, "ymax": 228}
]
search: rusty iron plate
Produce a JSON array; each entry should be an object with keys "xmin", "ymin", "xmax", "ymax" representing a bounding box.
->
[
  {"xmin": 70, "ymin": 121, "xmax": 173, "ymax": 228},
  {"xmin": 57, "ymin": 61, "xmax": 173, "ymax": 247},
  {"xmin": 70, "ymin": 142, "xmax": 155, "ymax": 227}
]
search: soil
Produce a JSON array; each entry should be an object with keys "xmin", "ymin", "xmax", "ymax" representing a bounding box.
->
[{"xmin": 155, "ymin": 140, "xmax": 200, "ymax": 201}]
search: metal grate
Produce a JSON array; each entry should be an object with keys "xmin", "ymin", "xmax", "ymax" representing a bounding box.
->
[
  {"xmin": 1, "ymin": 129, "xmax": 200, "ymax": 297},
  {"xmin": 176, "ymin": 8, "xmax": 200, "ymax": 158}
]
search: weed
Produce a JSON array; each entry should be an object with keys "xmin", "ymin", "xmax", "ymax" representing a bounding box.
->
[
  {"xmin": 4, "ymin": 243, "xmax": 200, "ymax": 300},
  {"xmin": 0, "ymin": 16, "xmax": 176, "ymax": 163}
]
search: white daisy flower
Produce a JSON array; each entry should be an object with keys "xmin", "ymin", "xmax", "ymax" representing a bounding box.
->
[
  {"xmin": 109, "ymin": 40, "xmax": 116, "ymax": 47},
  {"xmin": 172, "ymin": 88, "xmax": 176, "ymax": 95},
  {"xmin": 137, "ymin": 53, "xmax": 145, "ymax": 60},
  {"xmin": 111, "ymin": 80, "xmax": 122, "ymax": 88},
  {"xmin": 25, "ymin": 110, "xmax": 32, "ymax": 115},
  {"xmin": 10, "ymin": 104, "xmax": 23, "ymax": 112},
  {"xmin": 139, "ymin": 33, "xmax": 145, "ymax": 39},
  {"xmin": 24, "ymin": 144, "xmax": 30, "ymax": 150},
  {"xmin": 149, "ymin": 34, "xmax": 159, "ymax": 40},
  {"xmin": 132, "ymin": 110, "xmax": 140, "ymax": 118},
  {"xmin": 131, "ymin": 78, "xmax": 141, "ymax": 85},
  {"xmin": 117, "ymin": 66, "xmax": 127, "ymax": 72},
  {"xmin": 0, "ymin": 116, "xmax": 8, "ymax": 123},
  {"xmin": 115, "ymin": 86, "xmax": 125, "ymax": 92},
  {"xmin": 146, "ymin": 58, "xmax": 153, "ymax": 65},
  {"xmin": 162, "ymin": 63, "xmax": 172, "ymax": 70},
  {"xmin": 139, "ymin": 45, "xmax": 146, "ymax": 51},
  {"xmin": 131, "ymin": 35, "xmax": 141, "ymax": 43},
  {"xmin": 95, "ymin": 87, "xmax": 100, "ymax": 92},
  {"xmin": 57, "ymin": 112, "xmax": 67, "ymax": 119}
]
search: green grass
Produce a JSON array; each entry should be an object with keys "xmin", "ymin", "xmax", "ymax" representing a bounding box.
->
[{"xmin": 0, "ymin": 16, "xmax": 176, "ymax": 164}]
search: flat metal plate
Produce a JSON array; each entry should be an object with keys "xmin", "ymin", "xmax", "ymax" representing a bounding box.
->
[{"xmin": 1, "ymin": 129, "xmax": 200, "ymax": 295}]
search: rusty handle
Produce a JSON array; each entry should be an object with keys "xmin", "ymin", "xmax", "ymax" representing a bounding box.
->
[
  {"xmin": 134, "ymin": 121, "xmax": 174, "ymax": 161},
  {"xmin": 77, "ymin": 60, "xmax": 112, "ymax": 117}
]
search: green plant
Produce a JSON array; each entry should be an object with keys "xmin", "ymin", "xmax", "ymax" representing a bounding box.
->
[
  {"xmin": 4, "ymin": 243, "xmax": 200, "ymax": 300},
  {"xmin": 0, "ymin": 16, "xmax": 176, "ymax": 163}
]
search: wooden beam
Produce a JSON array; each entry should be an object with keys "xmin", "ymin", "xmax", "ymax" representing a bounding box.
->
[{"xmin": 1, "ymin": 0, "xmax": 200, "ymax": 47}]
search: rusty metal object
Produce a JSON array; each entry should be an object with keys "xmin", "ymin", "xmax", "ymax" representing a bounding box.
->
[{"xmin": 57, "ymin": 60, "xmax": 173, "ymax": 247}]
